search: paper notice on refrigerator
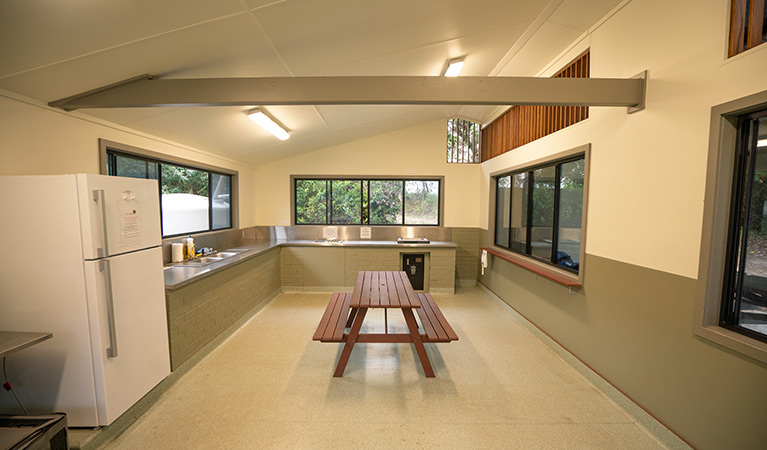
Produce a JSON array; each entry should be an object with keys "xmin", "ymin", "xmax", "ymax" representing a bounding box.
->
[{"xmin": 119, "ymin": 200, "xmax": 141, "ymax": 247}]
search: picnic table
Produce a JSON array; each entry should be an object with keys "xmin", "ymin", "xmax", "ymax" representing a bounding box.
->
[{"xmin": 313, "ymin": 270, "xmax": 457, "ymax": 378}]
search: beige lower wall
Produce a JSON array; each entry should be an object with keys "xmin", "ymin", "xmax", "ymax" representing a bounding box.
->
[
  {"xmin": 282, "ymin": 246, "xmax": 456, "ymax": 293},
  {"xmin": 165, "ymin": 248, "xmax": 280, "ymax": 370},
  {"xmin": 479, "ymin": 250, "xmax": 767, "ymax": 450}
]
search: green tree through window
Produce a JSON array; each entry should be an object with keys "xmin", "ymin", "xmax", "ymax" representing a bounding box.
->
[{"xmin": 295, "ymin": 178, "xmax": 440, "ymax": 225}]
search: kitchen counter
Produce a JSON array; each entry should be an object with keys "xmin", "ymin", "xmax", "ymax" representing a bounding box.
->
[
  {"xmin": 164, "ymin": 240, "xmax": 285, "ymax": 290},
  {"xmin": 163, "ymin": 239, "xmax": 456, "ymax": 290},
  {"xmin": 0, "ymin": 331, "xmax": 53, "ymax": 357}
]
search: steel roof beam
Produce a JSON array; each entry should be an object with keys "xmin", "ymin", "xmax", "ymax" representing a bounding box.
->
[{"xmin": 49, "ymin": 73, "xmax": 647, "ymax": 112}]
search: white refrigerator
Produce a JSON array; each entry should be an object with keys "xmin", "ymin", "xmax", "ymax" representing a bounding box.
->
[{"xmin": 0, "ymin": 174, "xmax": 170, "ymax": 427}]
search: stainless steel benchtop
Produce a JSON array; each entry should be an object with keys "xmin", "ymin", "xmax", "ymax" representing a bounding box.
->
[
  {"xmin": 163, "ymin": 239, "xmax": 456, "ymax": 290},
  {"xmin": 0, "ymin": 331, "xmax": 53, "ymax": 358}
]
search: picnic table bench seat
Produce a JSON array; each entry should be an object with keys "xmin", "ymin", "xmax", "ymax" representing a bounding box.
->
[
  {"xmin": 313, "ymin": 292, "xmax": 352, "ymax": 343},
  {"xmin": 415, "ymin": 293, "xmax": 459, "ymax": 343}
]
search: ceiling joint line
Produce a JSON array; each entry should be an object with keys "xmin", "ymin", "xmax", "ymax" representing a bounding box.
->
[
  {"xmin": 240, "ymin": 0, "xmax": 334, "ymax": 131},
  {"xmin": 488, "ymin": 0, "xmax": 565, "ymax": 76},
  {"xmin": 241, "ymin": 0, "xmax": 294, "ymax": 77},
  {"xmin": 0, "ymin": 11, "xmax": 250, "ymax": 81}
]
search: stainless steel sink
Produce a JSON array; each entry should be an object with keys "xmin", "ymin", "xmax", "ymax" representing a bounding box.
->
[
  {"xmin": 174, "ymin": 257, "xmax": 221, "ymax": 267},
  {"xmin": 172, "ymin": 249, "xmax": 244, "ymax": 267}
]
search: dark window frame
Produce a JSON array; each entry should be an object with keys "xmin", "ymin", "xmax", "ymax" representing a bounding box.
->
[
  {"xmin": 99, "ymin": 139, "xmax": 236, "ymax": 238},
  {"xmin": 720, "ymin": 108, "xmax": 767, "ymax": 343},
  {"xmin": 292, "ymin": 176, "xmax": 443, "ymax": 226},
  {"xmin": 695, "ymin": 90, "xmax": 767, "ymax": 364},
  {"xmin": 488, "ymin": 144, "xmax": 589, "ymax": 286},
  {"xmin": 494, "ymin": 154, "xmax": 585, "ymax": 274}
]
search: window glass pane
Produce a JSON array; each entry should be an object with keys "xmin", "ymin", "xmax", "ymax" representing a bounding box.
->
[
  {"xmin": 370, "ymin": 180, "xmax": 403, "ymax": 224},
  {"xmin": 557, "ymin": 159, "xmax": 584, "ymax": 272},
  {"xmin": 511, "ymin": 173, "xmax": 529, "ymax": 253},
  {"xmin": 211, "ymin": 173, "xmax": 231, "ymax": 230},
  {"xmin": 495, "ymin": 176, "xmax": 511, "ymax": 248},
  {"xmin": 114, "ymin": 154, "xmax": 157, "ymax": 180},
  {"xmin": 361, "ymin": 181, "xmax": 369, "ymax": 224},
  {"xmin": 404, "ymin": 180, "xmax": 439, "ymax": 225},
  {"xmin": 161, "ymin": 164, "xmax": 210, "ymax": 236},
  {"xmin": 295, "ymin": 180, "xmax": 327, "ymax": 224},
  {"xmin": 531, "ymin": 166, "xmax": 555, "ymax": 260},
  {"xmin": 739, "ymin": 116, "xmax": 767, "ymax": 337},
  {"xmin": 331, "ymin": 180, "xmax": 362, "ymax": 224}
]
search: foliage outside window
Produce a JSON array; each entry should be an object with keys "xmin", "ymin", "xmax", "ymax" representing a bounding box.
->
[
  {"xmin": 720, "ymin": 109, "xmax": 767, "ymax": 342},
  {"xmin": 295, "ymin": 178, "xmax": 440, "ymax": 225},
  {"xmin": 447, "ymin": 118, "xmax": 481, "ymax": 163},
  {"xmin": 106, "ymin": 150, "xmax": 233, "ymax": 237},
  {"xmin": 494, "ymin": 155, "xmax": 585, "ymax": 274}
]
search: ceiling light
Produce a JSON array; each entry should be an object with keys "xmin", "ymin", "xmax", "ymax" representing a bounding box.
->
[
  {"xmin": 758, "ymin": 139, "xmax": 767, "ymax": 148},
  {"xmin": 443, "ymin": 58, "xmax": 465, "ymax": 77},
  {"xmin": 247, "ymin": 108, "xmax": 290, "ymax": 140}
]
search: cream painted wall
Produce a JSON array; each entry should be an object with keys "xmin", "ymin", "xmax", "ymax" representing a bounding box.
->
[
  {"xmin": 0, "ymin": 91, "xmax": 257, "ymax": 228},
  {"xmin": 480, "ymin": 0, "xmax": 767, "ymax": 279},
  {"xmin": 254, "ymin": 119, "xmax": 482, "ymax": 227}
]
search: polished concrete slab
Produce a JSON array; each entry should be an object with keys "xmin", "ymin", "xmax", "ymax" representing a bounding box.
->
[{"xmin": 104, "ymin": 287, "xmax": 683, "ymax": 449}]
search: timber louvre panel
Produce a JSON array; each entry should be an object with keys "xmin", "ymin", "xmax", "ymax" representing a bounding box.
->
[
  {"xmin": 481, "ymin": 50, "xmax": 590, "ymax": 161},
  {"xmin": 729, "ymin": 0, "xmax": 767, "ymax": 57}
]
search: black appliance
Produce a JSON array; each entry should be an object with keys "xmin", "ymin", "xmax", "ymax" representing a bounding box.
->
[
  {"xmin": 402, "ymin": 254, "xmax": 425, "ymax": 290},
  {"xmin": 0, "ymin": 413, "xmax": 67, "ymax": 450}
]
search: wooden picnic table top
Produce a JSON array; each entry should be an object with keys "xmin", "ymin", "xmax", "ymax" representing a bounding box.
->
[{"xmin": 350, "ymin": 271, "xmax": 421, "ymax": 309}]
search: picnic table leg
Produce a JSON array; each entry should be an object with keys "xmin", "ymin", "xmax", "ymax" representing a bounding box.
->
[
  {"xmin": 402, "ymin": 308, "xmax": 435, "ymax": 378},
  {"xmin": 345, "ymin": 307, "xmax": 358, "ymax": 328},
  {"xmin": 334, "ymin": 307, "xmax": 367, "ymax": 377}
]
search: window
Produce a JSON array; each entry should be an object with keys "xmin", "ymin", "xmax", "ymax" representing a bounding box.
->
[
  {"xmin": 720, "ymin": 109, "xmax": 767, "ymax": 342},
  {"xmin": 695, "ymin": 90, "xmax": 767, "ymax": 364},
  {"xmin": 447, "ymin": 118, "xmax": 481, "ymax": 163},
  {"xmin": 101, "ymin": 140, "xmax": 235, "ymax": 238},
  {"xmin": 493, "ymin": 150, "xmax": 586, "ymax": 275},
  {"xmin": 729, "ymin": 0, "xmax": 767, "ymax": 57},
  {"xmin": 293, "ymin": 178, "xmax": 441, "ymax": 225}
]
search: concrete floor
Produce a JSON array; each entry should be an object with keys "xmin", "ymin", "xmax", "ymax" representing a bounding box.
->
[{"xmin": 105, "ymin": 287, "xmax": 681, "ymax": 449}]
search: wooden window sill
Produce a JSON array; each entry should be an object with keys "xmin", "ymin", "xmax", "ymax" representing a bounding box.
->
[{"xmin": 482, "ymin": 247, "xmax": 582, "ymax": 288}]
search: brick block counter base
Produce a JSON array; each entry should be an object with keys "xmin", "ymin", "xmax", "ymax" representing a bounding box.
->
[
  {"xmin": 165, "ymin": 247, "xmax": 280, "ymax": 370},
  {"xmin": 282, "ymin": 246, "xmax": 456, "ymax": 293}
]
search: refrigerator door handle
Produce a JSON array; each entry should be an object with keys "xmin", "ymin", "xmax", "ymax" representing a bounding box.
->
[
  {"xmin": 92, "ymin": 189, "xmax": 110, "ymax": 258},
  {"xmin": 99, "ymin": 259, "xmax": 119, "ymax": 358}
]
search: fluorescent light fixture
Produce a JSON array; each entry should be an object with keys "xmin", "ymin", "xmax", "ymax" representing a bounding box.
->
[
  {"xmin": 443, "ymin": 58, "xmax": 464, "ymax": 77},
  {"xmin": 247, "ymin": 108, "xmax": 290, "ymax": 140},
  {"xmin": 758, "ymin": 138, "xmax": 767, "ymax": 148}
]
